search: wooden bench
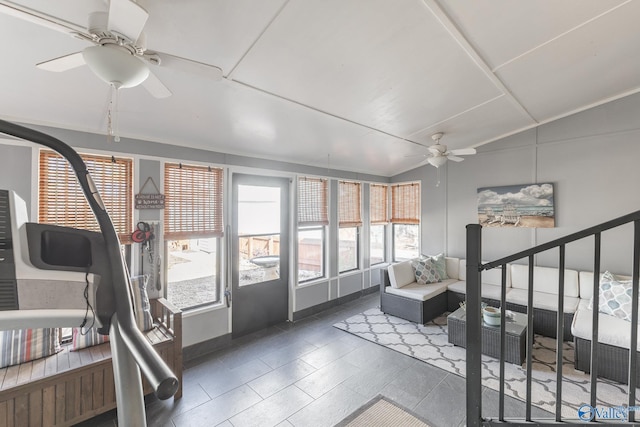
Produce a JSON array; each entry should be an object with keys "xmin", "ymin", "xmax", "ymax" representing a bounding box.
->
[{"xmin": 0, "ymin": 298, "xmax": 182, "ymax": 427}]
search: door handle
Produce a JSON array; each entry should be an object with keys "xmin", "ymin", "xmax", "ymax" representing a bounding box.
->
[{"xmin": 224, "ymin": 289, "xmax": 231, "ymax": 308}]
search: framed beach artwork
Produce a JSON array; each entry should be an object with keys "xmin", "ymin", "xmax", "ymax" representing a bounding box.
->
[{"xmin": 477, "ymin": 183, "xmax": 555, "ymax": 228}]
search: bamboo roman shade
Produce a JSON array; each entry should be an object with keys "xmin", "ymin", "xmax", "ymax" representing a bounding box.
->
[
  {"xmin": 338, "ymin": 181, "xmax": 362, "ymax": 227},
  {"xmin": 370, "ymin": 184, "xmax": 388, "ymax": 225},
  {"xmin": 39, "ymin": 150, "xmax": 133, "ymax": 242},
  {"xmin": 391, "ymin": 182, "xmax": 420, "ymax": 225},
  {"xmin": 298, "ymin": 177, "xmax": 329, "ymax": 226},
  {"xmin": 164, "ymin": 163, "xmax": 224, "ymax": 239}
]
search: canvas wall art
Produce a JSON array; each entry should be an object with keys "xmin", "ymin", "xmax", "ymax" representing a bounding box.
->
[{"xmin": 477, "ymin": 183, "xmax": 555, "ymax": 228}]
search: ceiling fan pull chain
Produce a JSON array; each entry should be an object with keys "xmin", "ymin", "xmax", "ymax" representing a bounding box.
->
[
  {"xmin": 107, "ymin": 83, "xmax": 121, "ymax": 143},
  {"xmin": 113, "ymin": 84, "xmax": 120, "ymax": 142},
  {"xmin": 107, "ymin": 91, "xmax": 113, "ymax": 143}
]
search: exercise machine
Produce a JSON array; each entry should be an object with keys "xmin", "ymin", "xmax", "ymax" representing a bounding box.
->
[{"xmin": 0, "ymin": 119, "xmax": 178, "ymax": 426}]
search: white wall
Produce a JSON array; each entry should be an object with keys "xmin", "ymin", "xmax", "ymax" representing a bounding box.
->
[{"xmin": 393, "ymin": 92, "xmax": 640, "ymax": 275}]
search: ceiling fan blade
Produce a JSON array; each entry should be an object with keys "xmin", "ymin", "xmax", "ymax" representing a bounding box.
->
[
  {"xmin": 142, "ymin": 71, "xmax": 171, "ymax": 99},
  {"xmin": 37, "ymin": 52, "xmax": 85, "ymax": 72},
  {"xmin": 447, "ymin": 155, "xmax": 465, "ymax": 162},
  {"xmin": 450, "ymin": 147, "xmax": 476, "ymax": 156},
  {"xmin": 108, "ymin": 0, "xmax": 148, "ymax": 43},
  {"xmin": 147, "ymin": 52, "xmax": 224, "ymax": 81},
  {"xmin": 0, "ymin": 1, "xmax": 90, "ymax": 37}
]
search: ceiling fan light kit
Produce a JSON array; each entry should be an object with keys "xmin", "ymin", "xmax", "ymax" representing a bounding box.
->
[
  {"xmin": 83, "ymin": 45, "xmax": 149, "ymax": 89},
  {"xmin": 427, "ymin": 155, "xmax": 448, "ymax": 168}
]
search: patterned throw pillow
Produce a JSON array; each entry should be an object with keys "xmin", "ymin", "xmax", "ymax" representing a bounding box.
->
[
  {"xmin": 591, "ymin": 271, "xmax": 635, "ymax": 322},
  {"xmin": 0, "ymin": 328, "xmax": 61, "ymax": 368},
  {"xmin": 411, "ymin": 258, "xmax": 441, "ymax": 285},
  {"xmin": 72, "ymin": 327, "xmax": 109, "ymax": 351},
  {"xmin": 425, "ymin": 253, "xmax": 448, "ymax": 280}
]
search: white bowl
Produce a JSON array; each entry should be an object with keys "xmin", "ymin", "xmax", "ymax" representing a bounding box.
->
[{"xmin": 482, "ymin": 306, "xmax": 501, "ymax": 326}]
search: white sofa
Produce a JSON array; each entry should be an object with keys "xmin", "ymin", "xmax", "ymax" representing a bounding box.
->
[
  {"xmin": 383, "ymin": 257, "xmax": 583, "ymax": 340},
  {"xmin": 570, "ymin": 271, "xmax": 638, "ymax": 384},
  {"xmin": 381, "ymin": 257, "xmax": 637, "ymax": 383},
  {"xmin": 380, "ymin": 257, "xmax": 459, "ymax": 324}
]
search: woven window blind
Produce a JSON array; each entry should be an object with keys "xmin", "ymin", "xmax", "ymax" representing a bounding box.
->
[
  {"xmin": 391, "ymin": 182, "xmax": 420, "ymax": 224},
  {"xmin": 39, "ymin": 150, "xmax": 133, "ymax": 242},
  {"xmin": 298, "ymin": 177, "xmax": 329, "ymax": 226},
  {"xmin": 164, "ymin": 163, "xmax": 224, "ymax": 239},
  {"xmin": 338, "ymin": 181, "xmax": 362, "ymax": 227},
  {"xmin": 370, "ymin": 184, "xmax": 388, "ymax": 225}
]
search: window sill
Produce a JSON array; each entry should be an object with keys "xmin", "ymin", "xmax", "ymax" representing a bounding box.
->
[
  {"xmin": 369, "ymin": 262, "xmax": 389, "ymax": 269},
  {"xmin": 181, "ymin": 301, "xmax": 227, "ymax": 317},
  {"xmin": 296, "ymin": 278, "xmax": 329, "ymax": 288},
  {"xmin": 339, "ymin": 269, "xmax": 362, "ymax": 277}
]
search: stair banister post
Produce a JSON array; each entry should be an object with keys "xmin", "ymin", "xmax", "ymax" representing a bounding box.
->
[{"xmin": 466, "ymin": 224, "xmax": 482, "ymax": 427}]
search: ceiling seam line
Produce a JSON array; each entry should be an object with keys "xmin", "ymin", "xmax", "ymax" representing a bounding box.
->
[
  {"xmin": 460, "ymin": 85, "xmax": 640, "ymax": 149},
  {"xmin": 225, "ymin": 0, "xmax": 292, "ymax": 80},
  {"xmin": 492, "ymin": 0, "xmax": 633, "ymax": 73},
  {"xmin": 406, "ymin": 94, "xmax": 505, "ymax": 139},
  {"xmin": 0, "ymin": 1, "xmax": 86, "ymax": 34},
  {"xmin": 420, "ymin": 0, "xmax": 537, "ymax": 125},
  {"xmin": 230, "ymin": 79, "xmax": 423, "ymax": 147}
]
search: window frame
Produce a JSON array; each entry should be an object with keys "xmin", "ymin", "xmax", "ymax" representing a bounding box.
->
[
  {"xmin": 297, "ymin": 177, "xmax": 329, "ymax": 284},
  {"xmin": 163, "ymin": 162, "xmax": 224, "ymax": 309},
  {"xmin": 392, "ymin": 223, "xmax": 420, "ymax": 262},
  {"xmin": 369, "ymin": 224, "xmax": 386, "ymax": 266},
  {"xmin": 338, "ymin": 226, "xmax": 360, "ymax": 273},
  {"xmin": 297, "ymin": 225, "xmax": 326, "ymax": 284},
  {"xmin": 390, "ymin": 182, "xmax": 420, "ymax": 262},
  {"xmin": 369, "ymin": 184, "xmax": 389, "ymax": 266},
  {"xmin": 338, "ymin": 181, "xmax": 362, "ymax": 273}
]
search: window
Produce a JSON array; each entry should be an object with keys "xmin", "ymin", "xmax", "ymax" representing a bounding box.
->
[
  {"xmin": 391, "ymin": 182, "xmax": 420, "ymax": 261},
  {"xmin": 237, "ymin": 184, "xmax": 281, "ymax": 287},
  {"xmin": 297, "ymin": 177, "xmax": 328, "ymax": 282},
  {"xmin": 339, "ymin": 181, "xmax": 362, "ymax": 272},
  {"xmin": 164, "ymin": 163, "xmax": 223, "ymax": 309},
  {"xmin": 39, "ymin": 150, "xmax": 133, "ymax": 242},
  {"xmin": 370, "ymin": 184, "xmax": 388, "ymax": 265}
]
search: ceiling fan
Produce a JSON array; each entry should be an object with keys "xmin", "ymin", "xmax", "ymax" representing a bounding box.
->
[
  {"xmin": 0, "ymin": 0, "xmax": 224, "ymax": 141},
  {"xmin": 420, "ymin": 132, "xmax": 476, "ymax": 168},
  {"xmin": 0, "ymin": 0, "xmax": 224, "ymax": 98}
]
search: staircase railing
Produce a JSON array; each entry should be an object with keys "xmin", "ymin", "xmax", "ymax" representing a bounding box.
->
[{"xmin": 466, "ymin": 210, "xmax": 640, "ymax": 425}]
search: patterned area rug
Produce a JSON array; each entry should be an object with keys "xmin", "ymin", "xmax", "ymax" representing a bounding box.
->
[
  {"xmin": 334, "ymin": 308, "xmax": 633, "ymax": 419},
  {"xmin": 335, "ymin": 395, "xmax": 430, "ymax": 427}
]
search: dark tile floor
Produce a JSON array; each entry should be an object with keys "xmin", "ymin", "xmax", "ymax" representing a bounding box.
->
[{"xmin": 79, "ymin": 293, "xmax": 551, "ymax": 426}]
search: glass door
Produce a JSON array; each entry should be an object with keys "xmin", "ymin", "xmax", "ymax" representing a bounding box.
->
[{"xmin": 231, "ymin": 174, "xmax": 289, "ymax": 337}]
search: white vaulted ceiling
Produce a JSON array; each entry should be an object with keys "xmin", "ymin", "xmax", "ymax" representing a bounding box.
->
[{"xmin": 0, "ymin": 0, "xmax": 638, "ymax": 176}]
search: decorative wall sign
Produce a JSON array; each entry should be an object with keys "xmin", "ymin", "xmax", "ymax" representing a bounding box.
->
[
  {"xmin": 135, "ymin": 177, "xmax": 165, "ymax": 209},
  {"xmin": 477, "ymin": 183, "xmax": 555, "ymax": 228}
]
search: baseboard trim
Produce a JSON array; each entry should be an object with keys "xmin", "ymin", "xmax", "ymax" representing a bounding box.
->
[
  {"xmin": 183, "ymin": 333, "xmax": 232, "ymax": 364},
  {"xmin": 183, "ymin": 285, "xmax": 379, "ymax": 362},
  {"xmin": 292, "ymin": 285, "xmax": 379, "ymax": 321}
]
